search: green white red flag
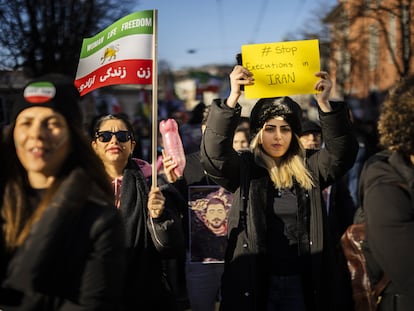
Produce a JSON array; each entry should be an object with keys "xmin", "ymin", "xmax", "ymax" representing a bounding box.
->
[{"xmin": 75, "ymin": 10, "xmax": 155, "ymax": 96}]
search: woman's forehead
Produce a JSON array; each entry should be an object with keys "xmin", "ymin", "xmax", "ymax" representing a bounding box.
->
[
  {"xmin": 264, "ymin": 117, "xmax": 288, "ymax": 126},
  {"xmin": 99, "ymin": 118, "xmax": 127, "ymax": 129},
  {"xmin": 16, "ymin": 106, "xmax": 63, "ymax": 120}
]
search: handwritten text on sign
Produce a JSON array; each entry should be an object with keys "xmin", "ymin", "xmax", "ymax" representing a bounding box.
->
[{"xmin": 241, "ymin": 39, "xmax": 320, "ymax": 99}]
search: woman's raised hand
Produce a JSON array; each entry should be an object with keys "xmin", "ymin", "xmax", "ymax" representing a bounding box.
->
[
  {"xmin": 314, "ymin": 71, "xmax": 333, "ymax": 112},
  {"xmin": 227, "ymin": 65, "xmax": 254, "ymax": 108}
]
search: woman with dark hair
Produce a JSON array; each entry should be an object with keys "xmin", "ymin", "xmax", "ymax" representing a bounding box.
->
[
  {"xmin": 358, "ymin": 76, "xmax": 414, "ymax": 311},
  {"xmin": 91, "ymin": 113, "xmax": 185, "ymax": 311},
  {"xmin": 200, "ymin": 65, "xmax": 358, "ymax": 311},
  {"xmin": 232, "ymin": 126, "xmax": 250, "ymax": 152},
  {"xmin": 0, "ymin": 74, "xmax": 126, "ymax": 310}
]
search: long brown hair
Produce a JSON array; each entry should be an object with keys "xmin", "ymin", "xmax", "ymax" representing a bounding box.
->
[{"xmin": 1, "ymin": 121, "xmax": 113, "ymax": 251}]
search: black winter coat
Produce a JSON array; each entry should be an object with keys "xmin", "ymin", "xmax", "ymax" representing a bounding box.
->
[
  {"xmin": 359, "ymin": 151, "xmax": 414, "ymax": 311},
  {"xmin": 0, "ymin": 169, "xmax": 126, "ymax": 310},
  {"xmin": 120, "ymin": 159, "xmax": 185, "ymax": 311},
  {"xmin": 200, "ymin": 99, "xmax": 358, "ymax": 311}
]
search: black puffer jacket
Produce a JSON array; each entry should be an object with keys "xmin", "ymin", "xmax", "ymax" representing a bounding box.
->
[
  {"xmin": 0, "ymin": 169, "xmax": 126, "ymax": 310},
  {"xmin": 200, "ymin": 99, "xmax": 358, "ymax": 311},
  {"xmin": 359, "ymin": 151, "xmax": 414, "ymax": 311}
]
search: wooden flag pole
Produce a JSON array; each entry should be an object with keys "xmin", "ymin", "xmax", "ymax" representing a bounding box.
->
[{"xmin": 151, "ymin": 10, "xmax": 158, "ymax": 188}]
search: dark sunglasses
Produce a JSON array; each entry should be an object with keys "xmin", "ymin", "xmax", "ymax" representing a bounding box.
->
[{"xmin": 95, "ymin": 130, "xmax": 132, "ymax": 143}]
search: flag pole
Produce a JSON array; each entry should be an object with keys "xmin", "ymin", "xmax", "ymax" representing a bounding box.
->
[{"xmin": 151, "ymin": 9, "xmax": 158, "ymax": 188}]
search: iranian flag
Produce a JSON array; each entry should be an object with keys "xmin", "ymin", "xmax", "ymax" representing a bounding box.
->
[{"xmin": 75, "ymin": 10, "xmax": 155, "ymax": 96}]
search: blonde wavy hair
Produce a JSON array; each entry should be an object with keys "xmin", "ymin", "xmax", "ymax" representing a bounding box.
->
[{"xmin": 250, "ymin": 127, "xmax": 314, "ymax": 190}]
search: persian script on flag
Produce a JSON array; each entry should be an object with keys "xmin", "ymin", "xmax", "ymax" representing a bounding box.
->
[
  {"xmin": 75, "ymin": 10, "xmax": 155, "ymax": 96},
  {"xmin": 241, "ymin": 39, "xmax": 320, "ymax": 99}
]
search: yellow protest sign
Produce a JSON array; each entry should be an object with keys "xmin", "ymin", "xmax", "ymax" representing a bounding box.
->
[{"xmin": 241, "ymin": 39, "xmax": 320, "ymax": 99}]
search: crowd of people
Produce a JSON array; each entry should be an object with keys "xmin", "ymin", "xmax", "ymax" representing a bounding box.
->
[{"xmin": 0, "ymin": 62, "xmax": 413, "ymax": 311}]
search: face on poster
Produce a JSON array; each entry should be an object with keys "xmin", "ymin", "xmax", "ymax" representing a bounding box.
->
[{"xmin": 188, "ymin": 186, "xmax": 233, "ymax": 263}]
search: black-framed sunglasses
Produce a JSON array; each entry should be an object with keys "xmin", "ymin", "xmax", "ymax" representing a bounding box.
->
[{"xmin": 95, "ymin": 131, "xmax": 132, "ymax": 143}]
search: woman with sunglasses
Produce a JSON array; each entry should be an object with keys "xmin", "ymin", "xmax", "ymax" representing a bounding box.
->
[
  {"xmin": 0, "ymin": 74, "xmax": 125, "ymax": 310},
  {"xmin": 91, "ymin": 113, "xmax": 185, "ymax": 311}
]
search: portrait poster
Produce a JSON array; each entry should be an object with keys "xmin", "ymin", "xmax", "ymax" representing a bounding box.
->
[{"xmin": 188, "ymin": 185, "xmax": 233, "ymax": 264}]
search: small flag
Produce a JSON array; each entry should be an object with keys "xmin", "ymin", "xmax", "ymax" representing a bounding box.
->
[{"xmin": 75, "ymin": 10, "xmax": 155, "ymax": 96}]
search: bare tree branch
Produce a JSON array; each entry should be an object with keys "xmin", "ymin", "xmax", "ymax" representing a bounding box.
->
[{"xmin": 0, "ymin": 0, "xmax": 137, "ymax": 77}]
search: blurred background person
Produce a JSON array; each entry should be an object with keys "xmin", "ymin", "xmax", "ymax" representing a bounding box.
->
[
  {"xmin": 299, "ymin": 119, "xmax": 356, "ymax": 241},
  {"xmin": 163, "ymin": 105, "xmax": 228, "ymax": 311},
  {"xmin": 232, "ymin": 126, "xmax": 250, "ymax": 152},
  {"xmin": 91, "ymin": 113, "xmax": 185, "ymax": 311},
  {"xmin": 345, "ymin": 113, "xmax": 379, "ymax": 207},
  {"xmin": 299, "ymin": 119, "xmax": 356, "ymax": 310},
  {"xmin": 0, "ymin": 74, "xmax": 126, "ymax": 310},
  {"xmin": 179, "ymin": 102, "xmax": 206, "ymax": 155},
  {"xmin": 236, "ymin": 116, "xmax": 250, "ymax": 132},
  {"xmin": 298, "ymin": 120, "xmax": 323, "ymax": 150},
  {"xmin": 358, "ymin": 76, "xmax": 414, "ymax": 311}
]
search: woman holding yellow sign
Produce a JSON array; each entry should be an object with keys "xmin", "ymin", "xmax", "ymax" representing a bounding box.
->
[{"xmin": 200, "ymin": 65, "xmax": 358, "ymax": 311}]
